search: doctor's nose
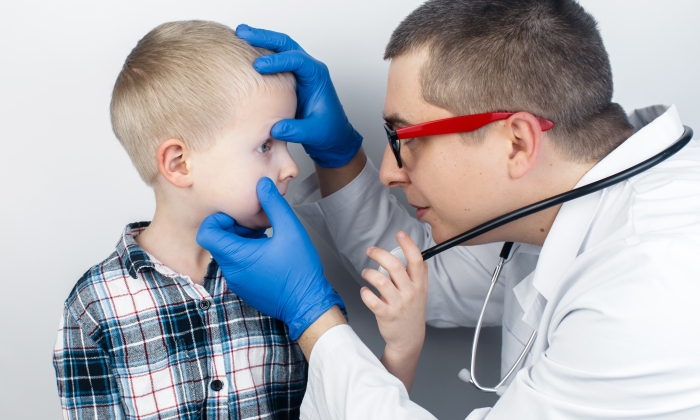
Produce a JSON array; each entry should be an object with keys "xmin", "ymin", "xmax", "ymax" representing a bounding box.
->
[{"xmin": 379, "ymin": 143, "xmax": 410, "ymax": 188}]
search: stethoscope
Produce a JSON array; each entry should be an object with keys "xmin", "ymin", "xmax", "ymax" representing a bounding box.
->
[{"xmin": 381, "ymin": 126, "xmax": 693, "ymax": 394}]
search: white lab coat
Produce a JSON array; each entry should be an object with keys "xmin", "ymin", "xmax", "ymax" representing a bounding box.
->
[{"xmin": 289, "ymin": 105, "xmax": 700, "ymax": 419}]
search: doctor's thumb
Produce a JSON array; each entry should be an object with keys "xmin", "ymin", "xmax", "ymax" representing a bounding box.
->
[
  {"xmin": 270, "ymin": 119, "xmax": 318, "ymax": 145},
  {"xmin": 256, "ymin": 177, "xmax": 296, "ymax": 231},
  {"xmin": 196, "ymin": 213, "xmax": 236, "ymax": 252}
]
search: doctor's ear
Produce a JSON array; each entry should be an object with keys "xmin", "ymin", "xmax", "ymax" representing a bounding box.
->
[
  {"xmin": 504, "ymin": 112, "xmax": 544, "ymax": 180},
  {"xmin": 156, "ymin": 139, "xmax": 193, "ymax": 188}
]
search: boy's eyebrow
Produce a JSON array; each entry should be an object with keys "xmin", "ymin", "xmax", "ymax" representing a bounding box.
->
[{"xmin": 383, "ymin": 113, "xmax": 413, "ymax": 129}]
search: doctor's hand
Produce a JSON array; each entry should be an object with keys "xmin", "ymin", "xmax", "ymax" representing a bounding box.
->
[
  {"xmin": 196, "ymin": 177, "xmax": 345, "ymax": 341},
  {"xmin": 361, "ymin": 232, "xmax": 429, "ymax": 393},
  {"xmin": 235, "ymin": 24, "xmax": 363, "ymax": 168}
]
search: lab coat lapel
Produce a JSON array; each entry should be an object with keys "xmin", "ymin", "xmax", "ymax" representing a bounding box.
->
[
  {"xmin": 512, "ymin": 190, "xmax": 602, "ymax": 331},
  {"xmin": 531, "ymin": 192, "xmax": 603, "ymax": 301}
]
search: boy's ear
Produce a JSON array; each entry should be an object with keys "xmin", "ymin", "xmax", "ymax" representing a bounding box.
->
[
  {"xmin": 504, "ymin": 112, "xmax": 543, "ymax": 180},
  {"xmin": 156, "ymin": 139, "xmax": 193, "ymax": 188}
]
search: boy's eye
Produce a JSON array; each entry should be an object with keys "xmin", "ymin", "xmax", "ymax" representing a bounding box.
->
[{"xmin": 257, "ymin": 140, "xmax": 272, "ymax": 154}]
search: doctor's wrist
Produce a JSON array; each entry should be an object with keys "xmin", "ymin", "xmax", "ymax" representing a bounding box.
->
[
  {"xmin": 315, "ymin": 147, "xmax": 367, "ymax": 198},
  {"xmin": 297, "ymin": 305, "xmax": 348, "ymax": 360},
  {"xmin": 383, "ymin": 341, "xmax": 423, "ymax": 363},
  {"xmin": 381, "ymin": 345, "xmax": 422, "ymax": 394}
]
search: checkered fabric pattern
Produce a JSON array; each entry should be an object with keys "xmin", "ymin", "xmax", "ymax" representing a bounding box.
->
[{"xmin": 53, "ymin": 222, "xmax": 307, "ymax": 419}]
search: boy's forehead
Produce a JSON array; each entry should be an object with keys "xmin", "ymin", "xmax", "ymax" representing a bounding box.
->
[{"xmin": 223, "ymin": 87, "xmax": 297, "ymax": 133}]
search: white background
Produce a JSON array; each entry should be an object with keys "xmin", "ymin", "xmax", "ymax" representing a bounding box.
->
[{"xmin": 1, "ymin": 1, "xmax": 698, "ymax": 418}]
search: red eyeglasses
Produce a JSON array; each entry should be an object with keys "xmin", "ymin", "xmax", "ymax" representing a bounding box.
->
[{"xmin": 384, "ymin": 112, "xmax": 554, "ymax": 168}]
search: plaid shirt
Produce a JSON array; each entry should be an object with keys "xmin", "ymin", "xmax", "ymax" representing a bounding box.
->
[{"xmin": 53, "ymin": 222, "xmax": 307, "ymax": 420}]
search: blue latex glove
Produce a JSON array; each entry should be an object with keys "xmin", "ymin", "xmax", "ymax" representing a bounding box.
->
[
  {"xmin": 220, "ymin": 220, "xmax": 268, "ymax": 240},
  {"xmin": 236, "ymin": 24, "xmax": 363, "ymax": 168},
  {"xmin": 196, "ymin": 177, "xmax": 345, "ymax": 340}
]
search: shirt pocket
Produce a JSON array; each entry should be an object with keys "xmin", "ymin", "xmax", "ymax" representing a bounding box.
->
[{"xmin": 108, "ymin": 301, "xmax": 209, "ymax": 418}]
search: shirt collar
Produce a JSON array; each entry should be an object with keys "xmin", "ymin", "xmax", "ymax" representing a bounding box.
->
[
  {"xmin": 116, "ymin": 221, "xmax": 155, "ymax": 279},
  {"xmin": 575, "ymin": 104, "xmax": 684, "ymax": 190},
  {"xmin": 531, "ymin": 104, "xmax": 684, "ymax": 301}
]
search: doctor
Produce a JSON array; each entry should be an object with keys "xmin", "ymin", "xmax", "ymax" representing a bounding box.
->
[{"xmin": 197, "ymin": 0, "xmax": 700, "ymax": 418}]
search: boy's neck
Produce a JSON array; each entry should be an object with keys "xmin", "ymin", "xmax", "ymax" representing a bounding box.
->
[{"xmin": 135, "ymin": 200, "xmax": 211, "ymax": 285}]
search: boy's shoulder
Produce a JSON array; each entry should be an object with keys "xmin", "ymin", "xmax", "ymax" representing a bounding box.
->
[{"xmin": 64, "ymin": 222, "xmax": 152, "ymax": 329}]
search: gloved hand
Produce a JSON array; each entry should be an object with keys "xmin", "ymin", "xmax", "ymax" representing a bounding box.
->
[
  {"xmin": 236, "ymin": 24, "xmax": 363, "ymax": 168},
  {"xmin": 196, "ymin": 177, "xmax": 345, "ymax": 340},
  {"xmin": 218, "ymin": 219, "xmax": 269, "ymax": 240}
]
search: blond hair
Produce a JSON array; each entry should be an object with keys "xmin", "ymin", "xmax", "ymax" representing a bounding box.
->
[{"xmin": 110, "ymin": 20, "xmax": 295, "ymax": 185}]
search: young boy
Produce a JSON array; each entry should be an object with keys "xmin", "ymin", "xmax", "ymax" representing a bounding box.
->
[{"xmin": 53, "ymin": 21, "xmax": 306, "ymax": 419}]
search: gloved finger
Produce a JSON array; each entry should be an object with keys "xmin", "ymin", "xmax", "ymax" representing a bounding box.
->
[
  {"xmin": 236, "ymin": 24, "xmax": 304, "ymax": 53},
  {"xmin": 270, "ymin": 118, "xmax": 324, "ymax": 146},
  {"xmin": 254, "ymin": 50, "xmax": 323, "ymax": 82},
  {"xmin": 366, "ymin": 246, "xmax": 411, "ymax": 291},
  {"xmin": 360, "ymin": 286, "xmax": 388, "ymax": 316},
  {"xmin": 361, "ymin": 268, "xmax": 400, "ymax": 305},
  {"xmin": 229, "ymin": 221, "xmax": 268, "ymax": 239},
  {"xmin": 196, "ymin": 213, "xmax": 257, "ymax": 256},
  {"xmin": 256, "ymin": 177, "xmax": 298, "ymax": 233},
  {"xmin": 396, "ymin": 231, "xmax": 427, "ymax": 286}
]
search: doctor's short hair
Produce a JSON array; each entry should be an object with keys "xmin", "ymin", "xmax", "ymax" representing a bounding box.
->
[
  {"xmin": 385, "ymin": 0, "xmax": 633, "ymax": 163},
  {"xmin": 110, "ymin": 20, "xmax": 295, "ymax": 186}
]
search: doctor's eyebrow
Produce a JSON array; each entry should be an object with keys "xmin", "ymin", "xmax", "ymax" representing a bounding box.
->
[{"xmin": 383, "ymin": 113, "xmax": 412, "ymax": 129}]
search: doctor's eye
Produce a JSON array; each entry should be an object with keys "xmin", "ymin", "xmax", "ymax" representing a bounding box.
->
[{"xmin": 256, "ymin": 139, "xmax": 273, "ymax": 154}]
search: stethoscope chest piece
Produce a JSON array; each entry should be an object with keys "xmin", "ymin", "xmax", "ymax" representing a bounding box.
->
[{"xmin": 377, "ymin": 246, "xmax": 408, "ymax": 279}]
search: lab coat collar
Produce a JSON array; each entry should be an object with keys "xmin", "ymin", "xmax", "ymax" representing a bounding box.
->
[{"xmin": 515, "ymin": 105, "xmax": 684, "ymax": 325}]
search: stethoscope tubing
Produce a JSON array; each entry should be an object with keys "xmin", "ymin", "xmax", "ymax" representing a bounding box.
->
[{"xmin": 422, "ymin": 126, "xmax": 694, "ymax": 261}]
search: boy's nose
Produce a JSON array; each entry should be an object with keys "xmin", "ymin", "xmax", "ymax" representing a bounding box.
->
[{"xmin": 278, "ymin": 144, "xmax": 299, "ymax": 183}]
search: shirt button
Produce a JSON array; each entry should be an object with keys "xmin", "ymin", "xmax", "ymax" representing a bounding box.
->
[
  {"xmin": 199, "ymin": 300, "xmax": 211, "ymax": 311},
  {"xmin": 210, "ymin": 379, "xmax": 224, "ymax": 392}
]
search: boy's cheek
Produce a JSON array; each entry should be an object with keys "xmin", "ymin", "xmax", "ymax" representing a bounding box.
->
[
  {"xmin": 199, "ymin": 165, "xmax": 276, "ymax": 230},
  {"xmin": 216, "ymin": 192, "xmax": 270, "ymax": 230}
]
